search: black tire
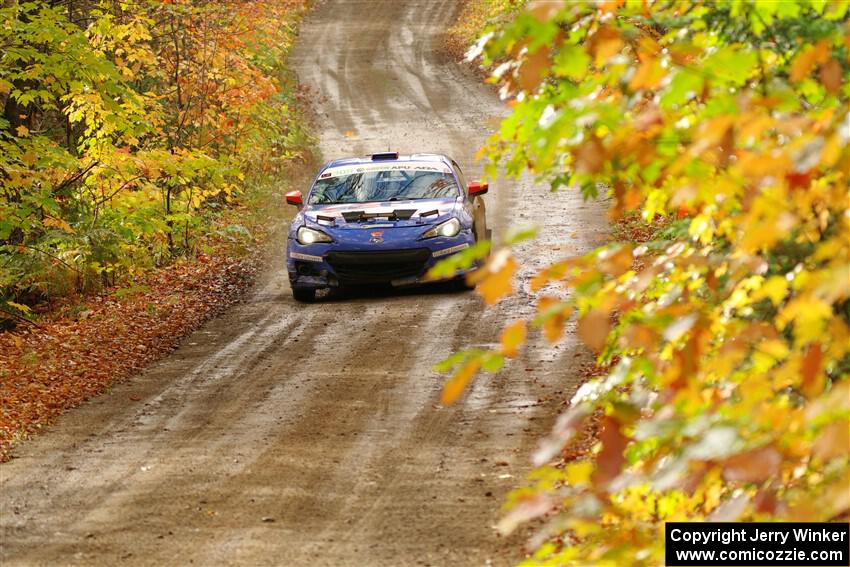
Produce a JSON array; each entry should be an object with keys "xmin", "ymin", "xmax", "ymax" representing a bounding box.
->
[
  {"xmin": 292, "ymin": 287, "xmax": 316, "ymax": 303},
  {"xmin": 454, "ymin": 275, "xmax": 475, "ymax": 291}
]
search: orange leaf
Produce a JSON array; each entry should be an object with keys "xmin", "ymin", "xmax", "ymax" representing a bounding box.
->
[
  {"xmin": 628, "ymin": 59, "xmax": 666, "ymax": 91},
  {"xmin": 691, "ymin": 115, "xmax": 734, "ymax": 156},
  {"xmin": 528, "ymin": 0, "xmax": 564, "ymax": 22},
  {"xmin": 537, "ymin": 296, "xmax": 573, "ymax": 343},
  {"xmin": 577, "ymin": 309, "xmax": 610, "ymax": 351},
  {"xmin": 588, "ymin": 25, "xmax": 623, "ymax": 65},
  {"xmin": 474, "ymin": 249, "xmax": 517, "ymax": 305},
  {"xmin": 790, "ymin": 40, "xmax": 830, "ymax": 83},
  {"xmin": 800, "ymin": 343, "xmax": 824, "ymax": 399},
  {"xmin": 500, "ymin": 320, "xmax": 527, "ymax": 358},
  {"xmin": 573, "ymin": 135, "xmax": 606, "ymax": 174},
  {"xmin": 722, "ymin": 445, "xmax": 781, "ymax": 483},
  {"xmin": 529, "ymin": 259, "xmax": 574, "ymax": 291},
  {"xmin": 620, "ymin": 323, "xmax": 656, "ymax": 351},
  {"xmin": 813, "ymin": 419, "xmax": 850, "ymax": 462},
  {"xmin": 593, "ymin": 415, "xmax": 628, "ymax": 489},
  {"xmin": 598, "ymin": 245, "xmax": 633, "ymax": 277},
  {"xmin": 441, "ymin": 360, "xmax": 481, "ymax": 406},
  {"xmin": 819, "ymin": 57, "xmax": 842, "ymax": 95},
  {"xmin": 738, "ymin": 150, "xmax": 792, "ymax": 179},
  {"xmin": 518, "ymin": 45, "xmax": 550, "ymax": 93}
]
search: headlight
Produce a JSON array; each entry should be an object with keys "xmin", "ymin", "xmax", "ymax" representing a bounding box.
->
[
  {"xmin": 296, "ymin": 226, "xmax": 332, "ymax": 245},
  {"xmin": 421, "ymin": 218, "xmax": 461, "ymax": 239}
]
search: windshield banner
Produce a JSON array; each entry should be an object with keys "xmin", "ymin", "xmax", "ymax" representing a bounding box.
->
[{"xmin": 321, "ymin": 163, "xmax": 451, "ymax": 178}]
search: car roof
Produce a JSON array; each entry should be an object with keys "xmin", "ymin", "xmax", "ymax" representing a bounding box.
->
[{"xmin": 322, "ymin": 153, "xmax": 454, "ymax": 170}]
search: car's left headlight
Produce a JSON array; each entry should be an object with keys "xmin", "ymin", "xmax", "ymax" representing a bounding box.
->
[
  {"xmin": 421, "ymin": 218, "xmax": 460, "ymax": 239},
  {"xmin": 297, "ymin": 226, "xmax": 332, "ymax": 245}
]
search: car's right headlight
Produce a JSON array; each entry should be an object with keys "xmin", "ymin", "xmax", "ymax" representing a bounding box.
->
[
  {"xmin": 421, "ymin": 218, "xmax": 461, "ymax": 239},
  {"xmin": 296, "ymin": 226, "xmax": 332, "ymax": 245}
]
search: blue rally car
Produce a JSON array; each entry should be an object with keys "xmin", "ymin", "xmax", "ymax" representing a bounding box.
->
[{"xmin": 284, "ymin": 152, "xmax": 489, "ymax": 302}]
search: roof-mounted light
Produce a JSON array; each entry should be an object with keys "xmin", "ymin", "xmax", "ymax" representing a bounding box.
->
[{"xmin": 371, "ymin": 152, "xmax": 399, "ymax": 161}]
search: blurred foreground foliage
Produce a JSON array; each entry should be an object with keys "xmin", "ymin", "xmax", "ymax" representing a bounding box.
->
[
  {"xmin": 1, "ymin": 0, "xmax": 312, "ymax": 320},
  {"xmin": 441, "ymin": 1, "xmax": 850, "ymax": 564}
]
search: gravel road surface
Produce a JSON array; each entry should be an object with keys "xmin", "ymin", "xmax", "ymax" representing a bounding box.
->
[{"xmin": 1, "ymin": 1, "xmax": 606, "ymax": 565}]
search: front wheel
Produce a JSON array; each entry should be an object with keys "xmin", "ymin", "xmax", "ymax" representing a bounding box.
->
[
  {"xmin": 292, "ymin": 287, "xmax": 316, "ymax": 303},
  {"xmin": 453, "ymin": 275, "xmax": 475, "ymax": 291}
]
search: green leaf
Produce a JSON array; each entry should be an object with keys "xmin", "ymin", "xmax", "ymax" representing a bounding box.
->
[
  {"xmin": 553, "ymin": 44, "xmax": 590, "ymax": 81},
  {"xmin": 703, "ymin": 46, "xmax": 757, "ymax": 87},
  {"xmin": 662, "ymin": 70, "xmax": 704, "ymax": 110}
]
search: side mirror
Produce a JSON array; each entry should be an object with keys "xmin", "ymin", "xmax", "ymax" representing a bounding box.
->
[
  {"xmin": 468, "ymin": 181, "xmax": 489, "ymax": 197},
  {"xmin": 285, "ymin": 190, "xmax": 303, "ymax": 207}
]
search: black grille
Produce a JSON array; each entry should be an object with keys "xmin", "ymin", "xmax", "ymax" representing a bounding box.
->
[{"xmin": 327, "ymin": 249, "xmax": 431, "ymax": 284}]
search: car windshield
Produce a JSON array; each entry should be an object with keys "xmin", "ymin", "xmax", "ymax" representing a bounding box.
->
[{"xmin": 309, "ymin": 168, "xmax": 459, "ymax": 204}]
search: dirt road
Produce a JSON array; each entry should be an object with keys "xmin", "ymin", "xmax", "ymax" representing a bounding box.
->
[{"xmin": 0, "ymin": 1, "xmax": 606, "ymax": 565}]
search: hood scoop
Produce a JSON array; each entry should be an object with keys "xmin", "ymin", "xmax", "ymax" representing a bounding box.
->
[{"xmin": 341, "ymin": 209, "xmax": 417, "ymax": 222}]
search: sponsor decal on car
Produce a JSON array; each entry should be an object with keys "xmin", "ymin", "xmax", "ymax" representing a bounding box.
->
[
  {"xmin": 432, "ymin": 243, "xmax": 470, "ymax": 258},
  {"xmin": 290, "ymin": 252, "xmax": 323, "ymax": 262}
]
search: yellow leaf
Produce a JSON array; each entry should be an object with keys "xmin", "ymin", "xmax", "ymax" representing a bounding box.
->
[
  {"xmin": 21, "ymin": 151, "xmax": 37, "ymax": 166},
  {"xmin": 565, "ymin": 461, "xmax": 594, "ymax": 486},
  {"xmin": 777, "ymin": 296, "xmax": 832, "ymax": 346},
  {"xmin": 569, "ymin": 519, "xmax": 601, "ymax": 537},
  {"xmin": 441, "ymin": 360, "xmax": 481, "ymax": 406},
  {"xmin": 500, "ymin": 320, "xmax": 527, "ymax": 358},
  {"xmin": 753, "ymin": 275, "xmax": 788, "ymax": 307},
  {"xmin": 16, "ymin": 125, "xmax": 29, "ymax": 137},
  {"xmin": 43, "ymin": 217, "xmax": 75, "ymax": 234},
  {"xmin": 6, "ymin": 300, "xmax": 32, "ymax": 315}
]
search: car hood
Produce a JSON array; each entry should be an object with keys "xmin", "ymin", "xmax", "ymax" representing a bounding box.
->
[{"xmin": 302, "ymin": 198, "xmax": 458, "ymax": 230}]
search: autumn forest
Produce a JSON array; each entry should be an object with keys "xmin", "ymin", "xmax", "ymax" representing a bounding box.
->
[{"xmin": 1, "ymin": 1, "xmax": 849, "ymax": 566}]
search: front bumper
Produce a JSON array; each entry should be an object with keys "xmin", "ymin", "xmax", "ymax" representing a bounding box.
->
[{"xmin": 287, "ymin": 234, "xmax": 474, "ymax": 289}]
